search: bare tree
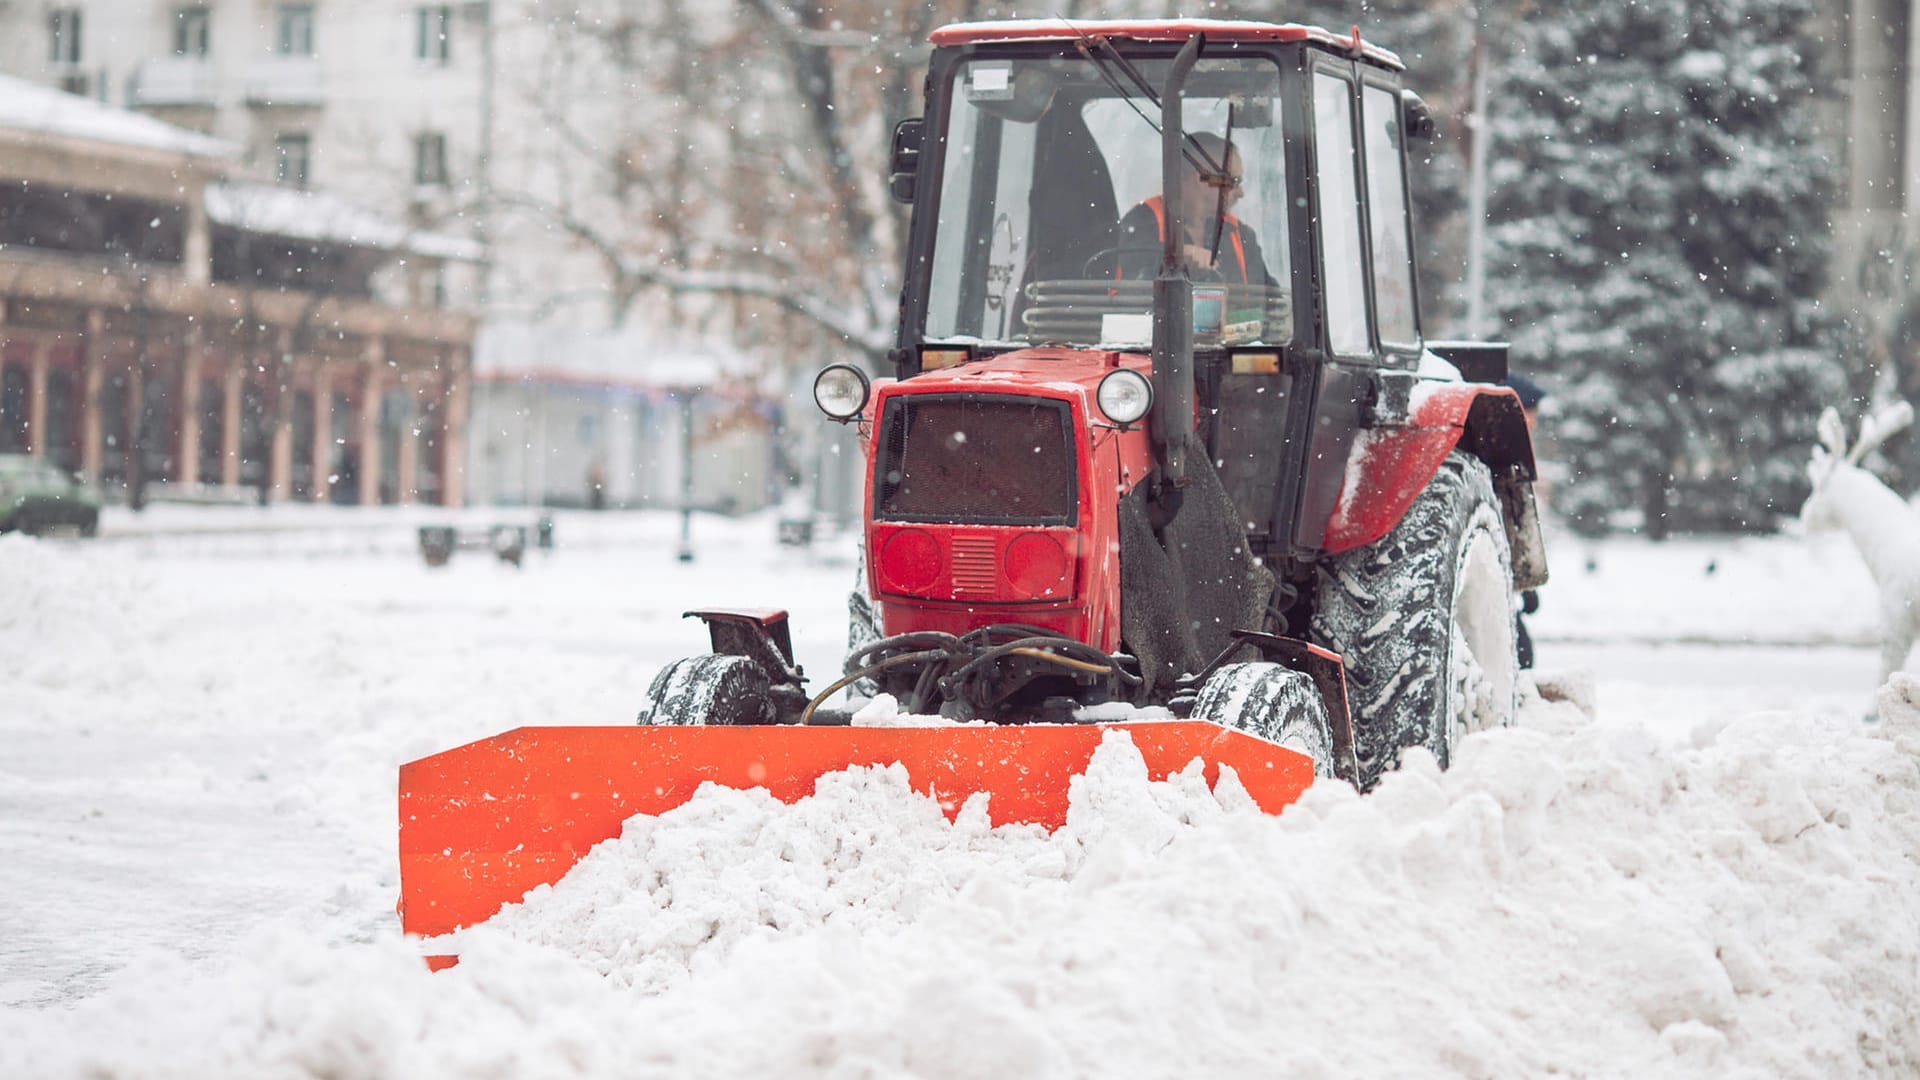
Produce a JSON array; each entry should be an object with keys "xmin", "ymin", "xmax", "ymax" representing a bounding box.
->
[{"xmin": 476, "ymin": 0, "xmax": 977, "ymax": 363}]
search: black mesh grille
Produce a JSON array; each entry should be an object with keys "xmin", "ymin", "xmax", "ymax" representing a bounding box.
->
[{"xmin": 875, "ymin": 396, "xmax": 1076, "ymax": 525}]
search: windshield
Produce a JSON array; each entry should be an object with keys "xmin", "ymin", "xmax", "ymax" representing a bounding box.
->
[{"xmin": 924, "ymin": 55, "xmax": 1290, "ymax": 349}]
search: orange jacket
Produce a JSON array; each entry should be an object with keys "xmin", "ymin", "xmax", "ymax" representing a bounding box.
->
[{"xmin": 1116, "ymin": 195, "xmax": 1250, "ymax": 283}]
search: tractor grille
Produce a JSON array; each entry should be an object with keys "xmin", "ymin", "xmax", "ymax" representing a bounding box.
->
[
  {"xmin": 950, "ymin": 534, "xmax": 999, "ymax": 599},
  {"xmin": 873, "ymin": 395, "xmax": 1077, "ymax": 525}
]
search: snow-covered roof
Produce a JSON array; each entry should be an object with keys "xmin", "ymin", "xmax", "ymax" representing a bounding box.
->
[
  {"xmin": 0, "ymin": 72, "xmax": 237, "ymax": 160},
  {"xmin": 204, "ymin": 181, "xmax": 484, "ymax": 262},
  {"xmin": 475, "ymin": 320, "xmax": 771, "ymax": 391}
]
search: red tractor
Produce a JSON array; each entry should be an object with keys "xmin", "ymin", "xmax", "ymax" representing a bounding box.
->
[{"xmin": 397, "ymin": 19, "xmax": 1545, "ymax": 944}]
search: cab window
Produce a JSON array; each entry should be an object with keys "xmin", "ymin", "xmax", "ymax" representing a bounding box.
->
[
  {"xmin": 1363, "ymin": 83, "xmax": 1418, "ymax": 350},
  {"xmin": 1312, "ymin": 72, "xmax": 1369, "ymax": 358}
]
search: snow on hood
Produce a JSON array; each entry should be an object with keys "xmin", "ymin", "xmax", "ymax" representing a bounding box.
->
[{"xmin": 6, "ymin": 676, "xmax": 1918, "ymax": 1077}]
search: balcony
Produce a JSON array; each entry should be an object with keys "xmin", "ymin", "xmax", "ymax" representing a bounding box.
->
[
  {"xmin": 132, "ymin": 57, "xmax": 218, "ymax": 107},
  {"xmin": 244, "ymin": 58, "xmax": 323, "ymax": 108}
]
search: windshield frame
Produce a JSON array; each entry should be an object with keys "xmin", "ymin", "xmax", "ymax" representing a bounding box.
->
[{"xmin": 901, "ymin": 39, "xmax": 1311, "ymax": 366}]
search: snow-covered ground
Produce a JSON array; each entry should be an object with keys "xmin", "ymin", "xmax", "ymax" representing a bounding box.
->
[{"xmin": 2, "ymin": 509, "xmax": 1916, "ymax": 1077}]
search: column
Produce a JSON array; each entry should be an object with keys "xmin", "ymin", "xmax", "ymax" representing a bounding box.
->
[
  {"xmin": 178, "ymin": 326, "xmax": 203, "ymax": 486},
  {"xmin": 359, "ymin": 337, "xmax": 383, "ymax": 507},
  {"xmin": 124, "ymin": 361, "xmax": 143, "ymax": 491},
  {"xmin": 183, "ymin": 191, "xmax": 211, "ymax": 286},
  {"xmin": 0, "ymin": 300, "xmax": 8, "ymax": 448},
  {"xmin": 80, "ymin": 311, "xmax": 104, "ymax": 485},
  {"xmin": 395, "ymin": 382, "xmax": 419, "ymax": 506},
  {"xmin": 1851, "ymin": 0, "xmax": 1908, "ymax": 215},
  {"xmin": 440, "ymin": 348, "xmax": 470, "ymax": 508},
  {"xmin": 27, "ymin": 340, "xmax": 48, "ymax": 459},
  {"xmin": 310, "ymin": 365, "xmax": 332, "ymax": 504},
  {"xmin": 221, "ymin": 365, "xmax": 243, "ymax": 487},
  {"xmin": 268, "ymin": 334, "xmax": 293, "ymax": 502}
]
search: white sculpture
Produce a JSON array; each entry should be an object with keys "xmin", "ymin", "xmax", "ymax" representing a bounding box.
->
[{"xmin": 1801, "ymin": 402, "xmax": 1920, "ymax": 689}]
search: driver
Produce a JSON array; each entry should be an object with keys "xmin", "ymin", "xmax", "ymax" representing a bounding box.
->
[{"xmin": 1112, "ymin": 132, "xmax": 1273, "ymax": 286}]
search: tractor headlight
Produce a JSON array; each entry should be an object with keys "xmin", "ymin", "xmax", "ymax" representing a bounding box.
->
[
  {"xmin": 813, "ymin": 364, "xmax": 871, "ymax": 421},
  {"xmin": 1096, "ymin": 369, "xmax": 1153, "ymax": 426}
]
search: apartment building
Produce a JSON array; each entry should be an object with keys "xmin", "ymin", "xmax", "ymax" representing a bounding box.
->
[
  {"xmin": 0, "ymin": 0, "xmax": 500, "ymax": 307},
  {"xmin": 0, "ymin": 73, "xmax": 478, "ymax": 505},
  {"xmin": 0, "ymin": 0, "xmax": 789, "ymax": 512}
]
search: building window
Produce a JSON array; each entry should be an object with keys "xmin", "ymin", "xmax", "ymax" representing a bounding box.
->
[
  {"xmin": 415, "ymin": 5, "xmax": 450, "ymax": 63},
  {"xmin": 275, "ymin": 133, "xmax": 311, "ymax": 188},
  {"xmin": 48, "ymin": 8, "xmax": 83, "ymax": 63},
  {"xmin": 413, "ymin": 131, "xmax": 447, "ymax": 186},
  {"xmin": 173, "ymin": 6, "xmax": 211, "ymax": 57},
  {"xmin": 277, "ymin": 3, "xmax": 314, "ymax": 56}
]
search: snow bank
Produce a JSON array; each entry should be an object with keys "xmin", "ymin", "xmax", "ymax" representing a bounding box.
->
[{"xmin": 7, "ymin": 682, "xmax": 1918, "ymax": 1078}]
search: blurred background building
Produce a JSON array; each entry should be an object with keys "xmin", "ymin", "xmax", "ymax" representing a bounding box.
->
[
  {"xmin": 2, "ymin": 0, "xmax": 1915, "ymax": 523},
  {"xmin": 0, "ymin": 72, "xmax": 476, "ymax": 507},
  {"xmin": 0, "ymin": 0, "xmax": 802, "ymax": 513}
]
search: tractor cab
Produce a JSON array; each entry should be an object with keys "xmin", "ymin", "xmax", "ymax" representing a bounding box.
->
[
  {"xmin": 397, "ymin": 22, "xmax": 1546, "ymax": 951},
  {"xmin": 881, "ymin": 21, "xmax": 1436, "ymax": 566}
]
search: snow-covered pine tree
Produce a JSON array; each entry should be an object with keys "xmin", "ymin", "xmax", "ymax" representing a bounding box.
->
[
  {"xmin": 1484, "ymin": 0, "xmax": 1852, "ymax": 537},
  {"xmin": 1241, "ymin": 0, "xmax": 1476, "ymax": 328}
]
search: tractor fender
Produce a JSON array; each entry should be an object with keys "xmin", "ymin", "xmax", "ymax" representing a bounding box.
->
[{"xmin": 1321, "ymin": 384, "xmax": 1546, "ymax": 587}]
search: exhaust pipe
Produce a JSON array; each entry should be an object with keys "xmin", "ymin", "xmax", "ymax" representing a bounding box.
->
[{"xmin": 1150, "ymin": 34, "xmax": 1203, "ymax": 494}]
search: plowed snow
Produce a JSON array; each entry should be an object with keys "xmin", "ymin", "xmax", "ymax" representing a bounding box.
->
[{"xmin": 3, "ymin": 518, "xmax": 1917, "ymax": 1078}]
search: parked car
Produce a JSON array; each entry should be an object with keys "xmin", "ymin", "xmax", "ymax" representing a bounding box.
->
[{"xmin": 0, "ymin": 454, "xmax": 102, "ymax": 537}]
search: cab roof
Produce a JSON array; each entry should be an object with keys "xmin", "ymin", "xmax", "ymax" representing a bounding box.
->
[{"xmin": 928, "ymin": 18, "xmax": 1404, "ymax": 71}]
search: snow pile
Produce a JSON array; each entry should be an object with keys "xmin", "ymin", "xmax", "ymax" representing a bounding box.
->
[
  {"xmin": 7, "ymin": 688, "xmax": 1919, "ymax": 1078},
  {"xmin": 0, "ymin": 535, "xmax": 166, "ymax": 692}
]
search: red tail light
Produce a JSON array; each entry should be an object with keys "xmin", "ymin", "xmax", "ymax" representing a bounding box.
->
[
  {"xmin": 1005, "ymin": 532, "xmax": 1071, "ymax": 599},
  {"xmin": 878, "ymin": 528, "xmax": 942, "ymax": 593}
]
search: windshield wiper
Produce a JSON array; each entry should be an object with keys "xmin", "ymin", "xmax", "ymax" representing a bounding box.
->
[
  {"xmin": 1207, "ymin": 103, "xmax": 1238, "ymax": 266},
  {"xmin": 1065, "ymin": 23, "xmax": 1226, "ymax": 183}
]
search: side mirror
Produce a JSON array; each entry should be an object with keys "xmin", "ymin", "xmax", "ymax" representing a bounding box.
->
[
  {"xmin": 888, "ymin": 117, "xmax": 923, "ymax": 204},
  {"xmin": 1401, "ymin": 90, "xmax": 1437, "ymax": 141}
]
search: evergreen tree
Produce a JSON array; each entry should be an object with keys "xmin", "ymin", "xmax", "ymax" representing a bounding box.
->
[{"xmin": 1484, "ymin": 0, "xmax": 1854, "ymax": 537}]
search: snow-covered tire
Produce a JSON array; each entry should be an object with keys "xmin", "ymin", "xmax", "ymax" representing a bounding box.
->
[
  {"xmin": 640, "ymin": 654, "xmax": 773, "ymax": 726},
  {"xmin": 1310, "ymin": 451, "xmax": 1517, "ymax": 790},
  {"xmin": 845, "ymin": 557, "xmax": 882, "ymax": 699},
  {"xmin": 1191, "ymin": 662, "xmax": 1334, "ymax": 777}
]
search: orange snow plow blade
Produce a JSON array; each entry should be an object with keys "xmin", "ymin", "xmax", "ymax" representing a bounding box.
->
[{"xmin": 397, "ymin": 722, "xmax": 1315, "ymax": 939}]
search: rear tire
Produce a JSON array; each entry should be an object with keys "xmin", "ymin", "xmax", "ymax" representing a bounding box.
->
[
  {"xmin": 640, "ymin": 654, "xmax": 773, "ymax": 726},
  {"xmin": 1191, "ymin": 662, "xmax": 1334, "ymax": 777},
  {"xmin": 1310, "ymin": 452, "xmax": 1517, "ymax": 790}
]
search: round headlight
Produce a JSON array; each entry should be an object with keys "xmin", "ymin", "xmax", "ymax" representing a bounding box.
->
[
  {"xmin": 1097, "ymin": 368, "xmax": 1154, "ymax": 425},
  {"xmin": 813, "ymin": 364, "xmax": 871, "ymax": 421}
]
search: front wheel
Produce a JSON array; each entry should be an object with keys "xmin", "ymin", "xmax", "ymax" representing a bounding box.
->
[
  {"xmin": 845, "ymin": 557, "xmax": 881, "ymax": 700},
  {"xmin": 1190, "ymin": 662, "xmax": 1334, "ymax": 777},
  {"xmin": 640, "ymin": 654, "xmax": 773, "ymax": 726},
  {"xmin": 1310, "ymin": 452, "xmax": 1517, "ymax": 790}
]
